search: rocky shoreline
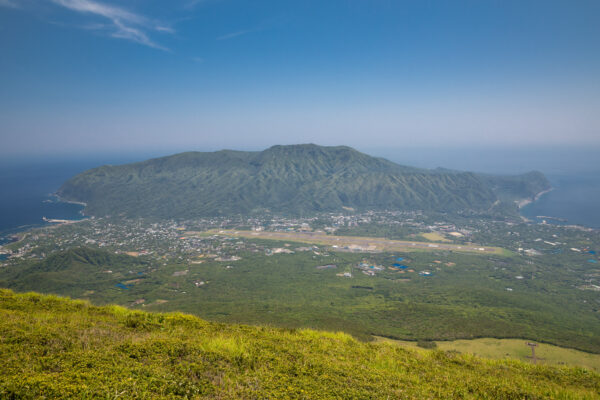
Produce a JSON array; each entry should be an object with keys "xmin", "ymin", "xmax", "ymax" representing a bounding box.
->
[{"xmin": 517, "ymin": 188, "xmax": 554, "ymax": 209}]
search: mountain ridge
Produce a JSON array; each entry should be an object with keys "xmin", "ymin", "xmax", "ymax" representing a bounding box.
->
[{"xmin": 57, "ymin": 144, "xmax": 550, "ymax": 218}]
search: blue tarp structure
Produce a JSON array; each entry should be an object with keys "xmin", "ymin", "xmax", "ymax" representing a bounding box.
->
[
  {"xmin": 115, "ymin": 283, "xmax": 129, "ymax": 290},
  {"xmin": 588, "ymin": 259, "xmax": 598, "ymax": 263},
  {"xmin": 393, "ymin": 263, "xmax": 401, "ymax": 267},
  {"xmin": 398, "ymin": 265, "xmax": 408, "ymax": 269},
  {"xmin": 396, "ymin": 257, "xmax": 404, "ymax": 262},
  {"xmin": 589, "ymin": 250, "xmax": 596, "ymax": 255}
]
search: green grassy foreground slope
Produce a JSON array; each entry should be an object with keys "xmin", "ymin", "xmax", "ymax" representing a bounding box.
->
[{"xmin": 1, "ymin": 289, "xmax": 598, "ymax": 399}]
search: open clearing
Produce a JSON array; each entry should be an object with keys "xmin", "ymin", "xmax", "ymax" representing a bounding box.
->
[
  {"xmin": 421, "ymin": 232, "xmax": 451, "ymax": 242},
  {"xmin": 192, "ymin": 230, "xmax": 507, "ymax": 255},
  {"xmin": 376, "ymin": 337, "xmax": 600, "ymax": 371}
]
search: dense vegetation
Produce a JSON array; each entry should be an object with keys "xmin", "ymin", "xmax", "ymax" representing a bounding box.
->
[
  {"xmin": 58, "ymin": 144, "xmax": 550, "ymax": 218},
  {"xmin": 3, "ymin": 244, "xmax": 599, "ymax": 354},
  {"xmin": 1, "ymin": 289, "xmax": 598, "ymax": 399},
  {"xmin": 4, "ymin": 247, "xmax": 148, "ymax": 294}
]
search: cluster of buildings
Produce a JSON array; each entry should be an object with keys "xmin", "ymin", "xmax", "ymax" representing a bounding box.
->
[{"xmin": 356, "ymin": 262, "xmax": 385, "ymax": 276}]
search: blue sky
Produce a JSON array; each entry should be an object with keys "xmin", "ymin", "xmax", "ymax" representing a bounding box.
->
[{"xmin": 1, "ymin": 0, "xmax": 599, "ymax": 156}]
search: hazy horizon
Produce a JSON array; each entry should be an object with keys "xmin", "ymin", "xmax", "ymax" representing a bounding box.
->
[
  {"xmin": 2, "ymin": 144, "xmax": 599, "ymax": 177},
  {"xmin": 1, "ymin": 0, "xmax": 599, "ymax": 156}
]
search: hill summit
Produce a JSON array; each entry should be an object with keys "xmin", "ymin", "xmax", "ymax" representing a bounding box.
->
[{"xmin": 58, "ymin": 144, "xmax": 550, "ymax": 218}]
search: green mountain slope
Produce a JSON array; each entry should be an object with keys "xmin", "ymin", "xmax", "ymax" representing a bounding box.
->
[
  {"xmin": 1, "ymin": 289, "xmax": 598, "ymax": 399},
  {"xmin": 58, "ymin": 144, "xmax": 550, "ymax": 218},
  {"xmin": 1, "ymin": 247, "xmax": 148, "ymax": 294}
]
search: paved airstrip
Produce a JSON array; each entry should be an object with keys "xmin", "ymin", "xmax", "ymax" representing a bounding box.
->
[{"xmin": 193, "ymin": 230, "xmax": 506, "ymax": 255}]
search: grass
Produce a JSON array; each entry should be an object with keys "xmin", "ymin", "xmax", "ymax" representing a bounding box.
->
[
  {"xmin": 1, "ymin": 289, "xmax": 599, "ymax": 399},
  {"xmin": 421, "ymin": 232, "xmax": 451, "ymax": 242},
  {"xmin": 377, "ymin": 337, "xmax": 600, "ymax": 372}
]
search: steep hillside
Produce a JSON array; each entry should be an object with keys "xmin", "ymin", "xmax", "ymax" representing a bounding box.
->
[
  {"xmin": 0, "ymin": 289, "xmax": 598, "ymax": 399},
  {"xmin": 58, "ymin": 144, "xmax": 550, "ymax": 218},
  {"xmin": 482, "ymin": 171, "xmax": 552, "ymax": 202},
  {"xmin": 1, "ymin": 247, "xmax": 148, "ymax": 294}
]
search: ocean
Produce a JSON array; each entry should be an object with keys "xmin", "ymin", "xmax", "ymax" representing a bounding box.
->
[
  {"xmin": 0, "ymin": 154, "xmax": 155, "ymax": 242},
  {"xmin": 0, "ymin": 160, "xmax": 88, "ymax": 241},
  {"xmin": 520, "ymin": 172, "xmax": 600, "ymax": 229}
]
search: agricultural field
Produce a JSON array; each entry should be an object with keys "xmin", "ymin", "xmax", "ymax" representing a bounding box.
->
[
  {"xmin": 378, "ymin": 337, "xmax": 600, "ymax": 372},
  {"xmin": 420, "ymin": 232, "xmax": 451, "ymax": 242}
]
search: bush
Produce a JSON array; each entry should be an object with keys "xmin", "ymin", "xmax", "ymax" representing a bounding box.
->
[{"xmin": 417, "ymin": 340, "xmax": 438, "ymax": 349}]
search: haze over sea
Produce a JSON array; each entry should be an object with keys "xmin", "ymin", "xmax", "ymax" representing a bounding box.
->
[{"xmin": 1, "ymin": 146, "xmax": 599, "ymax": 243}]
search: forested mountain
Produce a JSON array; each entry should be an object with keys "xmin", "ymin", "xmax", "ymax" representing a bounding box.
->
[
  {"xmin": 58, "ymin": 144, "xmax": 550, "ymax": 218},
  {"xmin": 0, "ymin": 247, "xmax": 147, "ymax": 294}
]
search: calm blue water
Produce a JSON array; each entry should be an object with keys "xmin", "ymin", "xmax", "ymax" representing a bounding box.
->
[
  {"xmin": 0, "ymin": 160, "xmax": 91, "ymax": 238},
  {"xmin": 521, "ymin": 172, "xmax": 600, "ymax": 229},
  {"xmin": 0, "ymin": 154, "xmax": 154, "ymax": 240}
]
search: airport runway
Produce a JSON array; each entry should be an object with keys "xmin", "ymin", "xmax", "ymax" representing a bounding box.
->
[{"xmin": 202, "ymin": 230, "xmax": 504, "ymax": 254}]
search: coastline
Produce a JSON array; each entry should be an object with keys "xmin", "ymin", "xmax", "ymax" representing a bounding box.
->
[
  {"xmin": 53, "ymin": 193, "xmax": 88, "ymax": 216},
  {"xmin": 53, "ymin": 193, "xmax": 88, "ymax": 208},
  {"xmin": 519, "ymin": 187, "xmax": 598, "ymax": 231},
  {"xmin": 0, "ymin": 195, "xmax": 88, "ymax": 241},
  {"xmin": 43, "ymin": 194, "xmax": 89, "ymax": 225},
  {"xmin": 60, "ymin": 199, "xmax": 88, "ymax": 208},
  {"xmin": 517, "ymin": 188, "xmax": 554, "ymax": 209},
  {"xmin": 1, "ymin": 212, "xmax": 89, "ymax": 257}
]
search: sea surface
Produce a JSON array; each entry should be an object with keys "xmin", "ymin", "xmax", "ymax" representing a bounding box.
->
[
  {"xmin": 520, "ymin": 172, "xmax": 600, "ymax": 229},
  {"xmin": 0, "ymin": 155, "xmax": 151, "ymax": 242},
  {"xmin": 0, "ymin": 160, "xmax": 88, "ymax": 242}
]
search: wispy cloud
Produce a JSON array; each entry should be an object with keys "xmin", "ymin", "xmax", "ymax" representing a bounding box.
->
[
  {"xmin": 51, "ymin": 0, "xmax": 172, "ymax": 50},
  {"xmin": 217, "ymin": 29, "xmax": 257, "ymax": 41},
  {"xmin": 156, "ymin": 26, "xmax": 175, "ymax": 34},
  {"xmin": 184, "ymin": 0, "xmax": 211, "ymax": 10},
  {"xmin": 0, "ymin": 0, "xmax": 19, "ymax": 8}
]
